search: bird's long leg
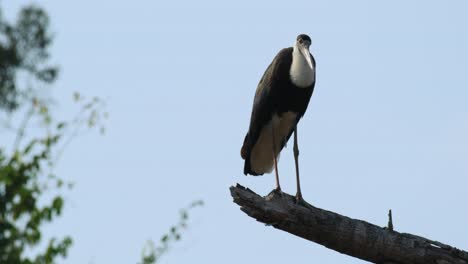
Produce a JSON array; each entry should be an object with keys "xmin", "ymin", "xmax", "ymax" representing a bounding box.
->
[
  {"xmin": 293, "ymin": 127, "xmax": 303, "ymax": 203},
  {"xmin": 271, "ymin": 124, "xmax": 281, "ymax": 192}
]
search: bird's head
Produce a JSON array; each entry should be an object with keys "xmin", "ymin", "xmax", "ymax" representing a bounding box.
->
[{"xmin": 295, "ymin": 34, "xmax": 313, "ymax": 69}]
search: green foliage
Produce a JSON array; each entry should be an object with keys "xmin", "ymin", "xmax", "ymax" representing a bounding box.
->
[
  {"xmin": 140, "ymin": 200, "xmax": 204, "ymax": 264},
  {"xmin": 0, "ymin": 3, "xmax": 107, "ymax": 263},
  {"xmin": 2, "ymin": 4, "xmax": 197, "ymax": 264},
  {"xmin": 0, "ymin": 4, "xmax": 57, "ymax": 111},
  {"xmin": 0, "ymin": 137, "xmax": 71, "ymax": 263},
  {"xmin": 0, "ymin": 94, "xmax": 106, "ymax": 263}
]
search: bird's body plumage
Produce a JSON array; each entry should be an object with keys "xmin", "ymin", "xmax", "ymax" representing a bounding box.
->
[{"xmin": 242, "ymin": 46, "xmax": 316, "ymax": 176}]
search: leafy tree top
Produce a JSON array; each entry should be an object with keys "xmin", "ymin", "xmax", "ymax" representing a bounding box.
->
[{"xmin": 0, "ymin": 5, "xmax": 57, "ymax": 112}]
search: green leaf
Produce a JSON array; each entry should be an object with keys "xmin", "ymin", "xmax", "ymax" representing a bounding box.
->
[
  {"xmin": 39, "ymin": 105, "xmax": 48, "ymax": 114},
  {"xmin": 56, "ymin": 122, "xmax": 66, "ymax": 130},
  {"xmin": 56, "ymin": 179, "xmax": 63, "ymax": 188},
  {"xmin": 36, "ymin": 67, "xmax": 58, "ymax": 83},
  {"xmin": 181, "ymin": 210, "xmax": 188, "ymax": 220},
  {"xmin": 170, "ymin": 226, "xmax": 177, "ymax": 233},
  {"xmin": 51, "ymin": 197, "xmax": 64, "ymax": 215},
  {"xmin": 23, "ymin": 139, "xmax": 38, "ymax": 155},
  {"xmin": 73, "ymin": 92, "xmax": 81, "ymax": 101}
]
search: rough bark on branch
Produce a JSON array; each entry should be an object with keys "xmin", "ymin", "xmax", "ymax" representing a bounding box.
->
[{"xmin": 230, "ymin": 184, "xmax": 468, "ymax": 264}]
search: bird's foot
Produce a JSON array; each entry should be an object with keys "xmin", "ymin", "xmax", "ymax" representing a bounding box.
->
[
  {"xmin": 295, "ymin": 192, "xmax": 306, "ymax": 206},
  {"xmin": 272, "ymin": 187, "xmax": 283, "ymax": 197}
]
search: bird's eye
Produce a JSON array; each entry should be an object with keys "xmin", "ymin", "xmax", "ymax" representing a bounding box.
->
[{"xmin": 299, "ymin": 39, "xmax": 303, "ymax": 43}]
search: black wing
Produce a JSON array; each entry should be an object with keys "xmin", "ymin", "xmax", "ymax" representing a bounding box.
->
[{"xmin": 241, "ymin": 47, "xmax": 293, "ymax": 175}]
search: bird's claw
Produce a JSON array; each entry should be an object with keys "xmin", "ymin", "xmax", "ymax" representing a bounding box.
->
[
  {"xmin": 272, "ymin": 187, "xmax": 283, "ymax": 197},
  {"xmin": 295, "ymin": 193, "xmax": 306, "ymax": 206}
]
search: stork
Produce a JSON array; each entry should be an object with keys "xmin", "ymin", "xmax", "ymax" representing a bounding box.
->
[{"xmin": 241, "ymin": 34, "xmax": 316, "ymax": 203}]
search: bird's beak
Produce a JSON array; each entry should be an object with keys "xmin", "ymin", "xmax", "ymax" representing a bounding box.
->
[{"xmin": 300, "ymin": 45, "xmax": 313, "ymax": 69}]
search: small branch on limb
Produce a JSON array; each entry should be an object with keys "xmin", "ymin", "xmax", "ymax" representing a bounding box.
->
[
  {"xmin": 230, "ymin": 184, "xmax": 468, "ymax": 264},
  {"xmin": 388, "ymin": 209, "xmax": 394, "ymax": 232}
]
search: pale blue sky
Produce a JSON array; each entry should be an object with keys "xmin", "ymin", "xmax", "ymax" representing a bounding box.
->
[{"xmin": 3, "ymin": 1, "xmax": 468, "ymax": 263}]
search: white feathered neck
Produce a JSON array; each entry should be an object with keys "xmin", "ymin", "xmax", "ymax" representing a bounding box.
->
[{"xmin": 289, "ymin": 45, "xmax": 315, "ymax": 88}]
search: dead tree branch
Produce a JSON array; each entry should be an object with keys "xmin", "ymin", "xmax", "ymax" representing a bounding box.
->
[{"xmin": 230, "ymin": 184, "xmax": 468, "ymax": 264}]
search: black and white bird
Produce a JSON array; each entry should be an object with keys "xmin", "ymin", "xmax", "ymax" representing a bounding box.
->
[{"xmin": 241, "ymin": 34, "xmax": 316, "ymax": 202}]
